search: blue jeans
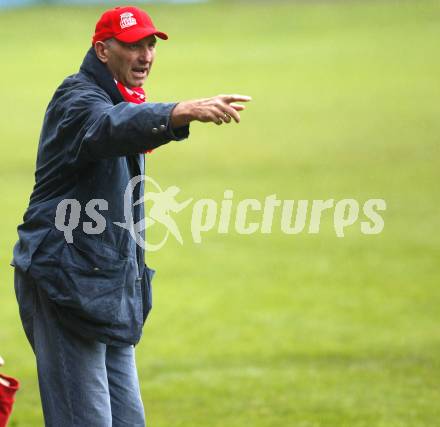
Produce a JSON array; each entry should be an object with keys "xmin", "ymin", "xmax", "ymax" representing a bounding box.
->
[{"xmin": 14, "ymin": 268, "xmax": 146, "ymax": 427}]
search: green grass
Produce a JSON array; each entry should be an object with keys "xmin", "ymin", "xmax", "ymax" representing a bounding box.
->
[{"xmin": 1, "ymin": 0, "xmax": 440, "ymax": 426}]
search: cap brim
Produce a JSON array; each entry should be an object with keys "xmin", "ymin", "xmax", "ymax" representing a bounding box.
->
[{"xmin": 115, "ymin": 27, "xmax": 168, "ymax": 43}]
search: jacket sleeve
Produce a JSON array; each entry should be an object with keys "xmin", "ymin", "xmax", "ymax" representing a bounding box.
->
[{"xmin": 62, "ymin": 90, "xmax": 189, "ymax": 168}]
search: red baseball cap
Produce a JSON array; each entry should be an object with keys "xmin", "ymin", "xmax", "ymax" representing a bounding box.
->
[{"xmin": 92, "ymin": 6, "xmax": 168, "ymax": 45}]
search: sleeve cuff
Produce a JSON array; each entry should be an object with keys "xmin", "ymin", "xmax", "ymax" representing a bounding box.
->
[{"xmin": 166, "ymin": 103, "xmax": 190, "ymax": 141}]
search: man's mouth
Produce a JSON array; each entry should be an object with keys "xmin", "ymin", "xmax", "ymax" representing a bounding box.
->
[{"xmin": 132, "ymin": 67, "xmax": 148, "ymax": 79}]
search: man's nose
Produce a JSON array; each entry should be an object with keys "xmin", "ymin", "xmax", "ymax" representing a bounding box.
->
[{"xmin": 139, "ymin": 47, "xmax": 154, "ymax": 63}]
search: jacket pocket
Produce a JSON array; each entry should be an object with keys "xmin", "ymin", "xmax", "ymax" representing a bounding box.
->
[
  {"xmin": 141, "ymin": 265, "xmax": 155, "ymax": 323},
  {"xmin": 38, "ymin": 233, "xmax": 129, "ymax": 325}
]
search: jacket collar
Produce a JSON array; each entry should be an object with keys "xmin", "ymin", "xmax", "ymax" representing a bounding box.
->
[
  {"xmin": 79, "ymin": 48, "xmax": 143, "ymax": 183},
  {"xmin": 79, "ymin": 47, "xmax": 124, "ymax": 105}
]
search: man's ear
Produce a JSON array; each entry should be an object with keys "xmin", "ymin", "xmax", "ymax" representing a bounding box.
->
[{"xmin": 94, "ymin": 41, "xmax": 109, "ymax": 63}]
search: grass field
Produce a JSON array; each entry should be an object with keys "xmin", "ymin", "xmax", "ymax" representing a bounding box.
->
[{"xmin": 1, "ymin": 0, "xmax": 439, "ymax": 426}]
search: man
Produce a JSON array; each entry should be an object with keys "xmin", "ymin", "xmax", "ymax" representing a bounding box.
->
[{"xmin": 11, "ymin": 6, "xmax": 250, "ymax": 426}]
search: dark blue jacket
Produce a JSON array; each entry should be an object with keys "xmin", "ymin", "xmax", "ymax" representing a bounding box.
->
[{"xmin": 11, "ymin": 47, "xmax": 189, "ymax": 346}]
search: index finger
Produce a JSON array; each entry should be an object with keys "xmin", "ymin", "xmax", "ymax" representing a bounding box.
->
[{"xmin": 220, "ymin": 94, "xmax": 252, "ymax": 103}]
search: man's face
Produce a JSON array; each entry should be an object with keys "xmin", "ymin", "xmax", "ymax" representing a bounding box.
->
[{"xmin": 97, "ymin": 35, "xmax": 157, "ymax": 88}]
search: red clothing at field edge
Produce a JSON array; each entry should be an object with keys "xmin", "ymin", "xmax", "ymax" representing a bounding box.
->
[{"xmin": 0, "ymin": 374, "xmax": 19, "ymax": 427}]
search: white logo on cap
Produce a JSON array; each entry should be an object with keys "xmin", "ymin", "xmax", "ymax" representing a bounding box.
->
[{"xmin": 120, "ymin": 12, "xmax": 137, "ymax": 29}]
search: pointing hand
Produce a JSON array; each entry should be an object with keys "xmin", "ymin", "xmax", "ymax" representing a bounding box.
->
[{"xmin": 171, "ymin": 94, "xmax": 252, "ymax": 127}]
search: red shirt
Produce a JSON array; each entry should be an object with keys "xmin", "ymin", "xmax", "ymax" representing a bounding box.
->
[{"xmin": 115, "ymin": 81, "xmax": 153, "ymax": 154}]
